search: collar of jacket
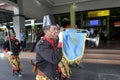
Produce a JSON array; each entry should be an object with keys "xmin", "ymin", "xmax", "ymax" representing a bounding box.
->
[
  {"xmin": 43, "ymin": 35, "xmax": 55, "ymax": 46},
  {"xmin": 11, "ymin": 37, "xmax": 16, "ymax": 40}
]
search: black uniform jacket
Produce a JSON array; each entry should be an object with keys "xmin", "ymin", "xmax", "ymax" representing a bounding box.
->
[
  {"xmin": 36, "ymin": 36, "xmax": 62, "ymax": 80},
  {"xmin": 3, "ymin": 38, "xmax": 21, "ymax": 55}
]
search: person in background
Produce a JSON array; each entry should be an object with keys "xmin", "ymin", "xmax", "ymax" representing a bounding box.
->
[
  {"xmin": 31, "ymin": 29, "xmax": 36, "ymax": 52},
  {"xmin": 103, "ymin": 29, "xmax": 108, "ymax": 44},
  {"xmin": 36, "ymin": 29, "xmax": 44, "ymax": 43},
  {"xmin": 88, "ymin": 28, "xmax": 95, "ymax": 47},
  {"xmin": 3, "ymin": 32, "xmax": 23, "ymax": 77},
  {"xmin": 20, "ymin": 29, "xmax": 26, "ymax": 51},
  {"xmin": 35, "ymin": 15, "xmax": 63, "ymax": 80}
]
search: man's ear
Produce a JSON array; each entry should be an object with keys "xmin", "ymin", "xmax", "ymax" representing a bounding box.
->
[{"xmin": 44, "ymin": 29, "xmax": 47, "ymax": 34}]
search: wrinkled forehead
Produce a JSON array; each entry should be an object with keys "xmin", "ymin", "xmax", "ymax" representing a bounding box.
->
[{"xmin": 50, "ymin": 25, "xmax": 58, "ymax": 29}]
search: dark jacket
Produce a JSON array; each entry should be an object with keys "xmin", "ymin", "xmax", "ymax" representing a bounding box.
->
[
  {"xmin": 3, "ymin": 38, "xmax": 21, "ymax": 55},
  {"xmin": 36, "ymin": 37, "xmax": 62, "ymax": 80}
]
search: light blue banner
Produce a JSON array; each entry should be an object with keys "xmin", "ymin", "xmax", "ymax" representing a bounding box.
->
[{"xmin": 62, "ymin": 29, "xmax": 86, "ymax": 62}]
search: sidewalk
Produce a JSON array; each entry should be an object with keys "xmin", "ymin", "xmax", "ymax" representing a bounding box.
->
[
  {"xmin": 12, "ymin": 40, "xmax": 119, "ymax": 59},
  {"xmin": 3, "ymin": 51, "xmax": 36, "ymax": 59}
]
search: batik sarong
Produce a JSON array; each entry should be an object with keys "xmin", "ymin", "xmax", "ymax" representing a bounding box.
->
[
  {"xmin": 36, "ymin": 73, "xmax": 50, "ymax": 80},
  {"xmin": 8, "ymin": 55, "xmax": 22, "ymax": 71},
  {"xmin": 58, "ymin": 56, "xmax": 72, "ymax": 78}
]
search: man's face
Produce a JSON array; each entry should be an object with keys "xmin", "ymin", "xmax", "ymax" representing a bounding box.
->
[
  {"xmin": 11, "ymin": 33, "xmax": 16, "ymax": 38},
  {"xmin": 46, "ymin": 25, "xmax": 59, "ymax": 39}
]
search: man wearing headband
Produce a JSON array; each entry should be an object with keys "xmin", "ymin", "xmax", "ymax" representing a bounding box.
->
[{"xmin": 35, "ymin": 15, "xmax": 63, "ymax": 80}]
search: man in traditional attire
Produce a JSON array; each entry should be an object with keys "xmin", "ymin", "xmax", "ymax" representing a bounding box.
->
[
  {"xmin": 3, "ymin": 30, "xmax": 22, "ymax": 77},
  {"xmin": 35, "ymin": 15, "xmax": 63, "ymax": 80}
]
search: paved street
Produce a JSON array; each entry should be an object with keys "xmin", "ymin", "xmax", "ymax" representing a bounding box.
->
[
  {"xmin": 0, "ymin": 58, "xmax": 36, "ymax": 80},
  {"xmin": 0, "ymin": 52, "xmax": 120, "ymax": 80}
]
